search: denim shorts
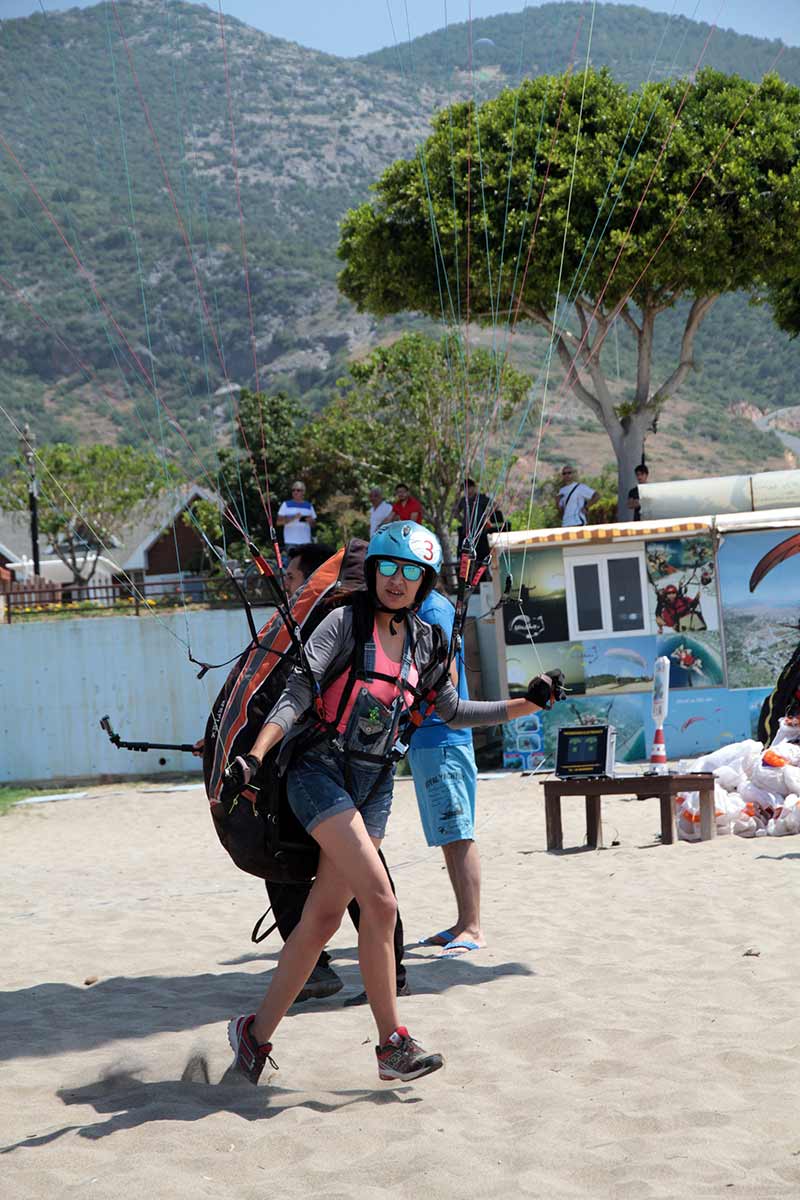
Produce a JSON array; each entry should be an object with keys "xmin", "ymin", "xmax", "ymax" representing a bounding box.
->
[
  {"xmin": 287, "ymin": 749, "xmax": 394, "ymax": 840},
  {"xmin": 408, "ymin": 742, "xmax": 477, "ymax": 847}
]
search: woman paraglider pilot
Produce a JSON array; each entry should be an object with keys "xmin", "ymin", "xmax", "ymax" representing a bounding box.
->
[
  {"xmin": 655, "ymin": 582, "xmax": 707, "ymax": 633},
  {"xmin": 222, "ymin": 521, "xmax": 565, "ymax": 1086}
]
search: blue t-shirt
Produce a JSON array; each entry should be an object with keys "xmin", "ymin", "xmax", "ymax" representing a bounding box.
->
[{"xmin": 411, "ymin": 591, "xmax": 473, "ymax": 749}]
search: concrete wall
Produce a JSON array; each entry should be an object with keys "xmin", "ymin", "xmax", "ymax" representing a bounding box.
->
[{"xmin": 0, "ymin": 609, "xmax": 260, "ymax": 784}]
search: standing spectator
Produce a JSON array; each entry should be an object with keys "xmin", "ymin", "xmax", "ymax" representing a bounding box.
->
[
  {"xmin": 410, "ymin": 586, "xmax": 484, "ymax": 956},
  {"xmin": 368, "ymin": 486, "xmax": 394, "ymax": 536},
  {"xmin": 453, "ymin": 478, "xmax": 505, "ymax": 568},
  {"xmin": 392, "ymin": 483, "xmax": 423, "ymax": 524},
  {"xmin": 626, "ymin": 463, "xmax": 649, "ymax": 521},
  {"xmin": 557, "ymin": 465, "xmax": 596, "ymax": 528},
  {"xmin": 277, "ymin": 481, "xmax": 316, "ymax": 551}
]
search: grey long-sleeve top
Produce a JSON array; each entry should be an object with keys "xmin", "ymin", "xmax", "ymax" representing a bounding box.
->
[{"xmin": 266, "ymin": 605, "xmax": 510, "ymax": 771}]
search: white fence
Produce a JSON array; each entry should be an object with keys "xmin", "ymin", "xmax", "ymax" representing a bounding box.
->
[
  {"xmin": 0, "ymin": 609, "xmax": 259, "ymax": 784},
  {"xmin": 1, "ymin": 590, "xmax": 506, "ymax": 787}
]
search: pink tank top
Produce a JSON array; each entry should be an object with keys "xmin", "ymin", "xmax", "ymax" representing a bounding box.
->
[{"xmin": 321, "ymin": 621, "xmax": 419, "ymax": 734}]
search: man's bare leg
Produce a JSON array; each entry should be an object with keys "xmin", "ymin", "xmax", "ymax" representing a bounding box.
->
[{"xmin": 440, "ymin": 838, "xmax": 484, "ymax": 946}]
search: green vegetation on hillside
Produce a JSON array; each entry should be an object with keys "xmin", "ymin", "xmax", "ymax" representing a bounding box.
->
[
  {"xmin": 0, "ymin": 0, "xmax": 796, "ymax": 493},
  {"xmin": 363, "ymin": 2, "xmax": 800, "ymax": 89}
]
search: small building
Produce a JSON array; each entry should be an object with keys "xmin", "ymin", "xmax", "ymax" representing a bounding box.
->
[
  {"xmin": 0, "ymin": 486, "xmax": 219, "ymax": 600},
  {"xmin": 111, "ymin": 485, "xmax": 219, "ymax": 597},
  {"xmin": 490, "ymin": 507, "xmax": 800, "ymax": 771}
]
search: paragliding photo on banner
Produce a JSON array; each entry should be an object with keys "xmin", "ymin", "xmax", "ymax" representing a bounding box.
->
[
  {"xmin": 540, "ymin": 693, "xmax": 649, "ymax": 765},
  {"xmin": 656, "ymin": 630, "xmax": 724, "ymax": 690},
  {"xmin": 582, "ymin": 635, "xmax": 657, "ymax": 694},
  {"xmin": 663, "ymin": 691, "xmax": 742, "ymax": 758},
  {"xmin": 502, "ymin": 547, "xmax": 569, "ymax": 645},
  {"xmin": 718, "ymin": 529, "xmax": 800, "ymax": 689},
  {"xmin": 645, "ymin": 536, "xmax": 718, "ymax": 634},
  {"xmin": 506, "ymin": 639, "xmax": 585, "ymax": 697}
]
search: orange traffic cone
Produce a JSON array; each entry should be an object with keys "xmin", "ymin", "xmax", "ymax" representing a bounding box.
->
[{"xmin": 650, "ymin": 725, "xmax": 667, "ymax": 773}]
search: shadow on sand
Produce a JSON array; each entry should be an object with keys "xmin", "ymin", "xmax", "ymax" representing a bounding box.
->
[
  {"xmin": 0, "ymin": 1055, "xmax": 422, "ymax": 1152},
  {"xmin": 0, "ymin": 955, "xmax": 535, "ymax": 1061}
]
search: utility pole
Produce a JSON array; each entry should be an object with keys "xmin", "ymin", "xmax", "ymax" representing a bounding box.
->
[{"xmin": 19, "ymin": 424, "xmax": 40, "ymax": 577}]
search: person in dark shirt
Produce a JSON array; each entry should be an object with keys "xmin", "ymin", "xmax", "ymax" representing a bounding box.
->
[
  {"xmin": 454, "ymin": 478, "xmax": 505, "ymax": 568},
  {"xmin": 627, "ymin": 463, "xmax": 649, "ymax": 521}
]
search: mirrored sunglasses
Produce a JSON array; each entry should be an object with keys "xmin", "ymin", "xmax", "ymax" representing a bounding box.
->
[{"xmin": 376, "ymin": 559, "xmax": 424, "ymax": 582}]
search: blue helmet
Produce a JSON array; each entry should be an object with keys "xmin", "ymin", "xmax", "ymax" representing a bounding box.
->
[{"xmin": 365, "ymin": 520, "xmax": 443, "ymax": 607}]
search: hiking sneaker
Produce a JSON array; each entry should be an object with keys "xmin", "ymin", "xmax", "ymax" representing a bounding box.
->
[
  {"xmin": 376, "ymin": 1026, "xmax": 444, "ymax": 1082},
  {"xmin": 295, "ymin": 961, "xmax": 344, "ymax": 1004},
  {"xmin": 227, "ymin": 1014, "xmax": 277, "ymax": 1085}
]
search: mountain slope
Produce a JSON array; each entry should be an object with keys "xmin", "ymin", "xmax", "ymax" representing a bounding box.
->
[
  {"xmin": 0, "ymin": 0, "xmax": 796, "ymax": 488},
  {"xmin": 363, "ymin": 3, "xmax": 800, "ymax": 90}
]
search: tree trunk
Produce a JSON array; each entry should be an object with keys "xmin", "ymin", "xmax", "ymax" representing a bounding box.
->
[
  {"xmin": 615, "ymin": 417, "xmax": 649, "ymax": 523},
  {"xmin": 546, "ymin": 295, "xmax": 719, "ymax": 522},
  {"xmin": 430, "ymin": 500, "xmax": 454, "ymax": 568}
]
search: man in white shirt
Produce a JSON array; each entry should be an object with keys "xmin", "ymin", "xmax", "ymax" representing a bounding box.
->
[
  {"xmin": 557, "ymin": 465, "xmax": 597, "ymax": 527},
  {"xmin": 368, "ymin": 486, "xmax": 394, "ymax": 536},
  {"xmin": 277, "ymin": 481, "xmax": 316, "ymax": 549}
]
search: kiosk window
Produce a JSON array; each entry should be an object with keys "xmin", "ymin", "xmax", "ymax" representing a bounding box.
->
[
  {"xmin": 574, "ymin": 563, "xmax": 603, "ymax": 632},
  {"xmin": 608, "ymin": 557, "xmax": 645, "ymax": 632},
  {"xmin": 565, "ymin": 550, "xmax": 650, "ymax": 640}
]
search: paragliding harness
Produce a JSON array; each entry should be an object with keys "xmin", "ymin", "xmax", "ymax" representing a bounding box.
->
[
  {"xmin": 212, "ymin": 540, "xmax": 491, "ymax": 886},
  {"xmin": 758, "ymin": 639, "xmax": 800, "ymax": 746},
  {"xmin": 289, "ymin": 616, "xmax": 445, "ymax": 803},
  {"xmin": 204, "ymin": 542, "xmax": 366, "ymax": 886}
]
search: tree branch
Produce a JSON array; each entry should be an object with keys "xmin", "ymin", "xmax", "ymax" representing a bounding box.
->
[
  {"xmin": 635, "ymin": 306, "xmax": 656, "ymax": 408},
  {"xmin": 553, "ymin": 333, "xmax": 608, "ymax": 427},
  {"xmin": 649, "ymin": 294, "xmax": 719, "ymax": 411},
  {"xmin": 517, "ymin": 302, "xmax": 556, "ymax": 333},
  {"xmin": 619, "ymin": 305, "xmax": 641, "ymax": 339}
]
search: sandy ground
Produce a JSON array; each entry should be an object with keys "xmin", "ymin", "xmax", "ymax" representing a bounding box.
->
[{"xmin": 3, "ymin": 774, "xmax": 800, "ymax": 1200}]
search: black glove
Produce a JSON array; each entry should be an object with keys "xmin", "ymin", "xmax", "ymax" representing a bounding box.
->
[
  {"xmin": 220, "ymin": 753, "xmax": 261, "ymax": 804},
  {"xmin": 526, "ymin": 669, "xmax": 567, "ymax": 709}
]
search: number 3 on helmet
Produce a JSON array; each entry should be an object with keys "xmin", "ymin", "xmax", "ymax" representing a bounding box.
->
[{"xmin": 366, "ymin": 520, "xmax": 443, "ymax": 607}]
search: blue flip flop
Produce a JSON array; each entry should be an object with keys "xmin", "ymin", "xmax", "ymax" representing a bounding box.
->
[
  {"xmin": 418, "ymin": 930, "xmax": 455, "ymax": 947},
  {"xmin": 440, "ymin": 939, "xmax": 482, "ymax": 957}
]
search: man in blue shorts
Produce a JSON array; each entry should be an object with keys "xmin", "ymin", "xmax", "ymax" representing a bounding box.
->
[{"xmin": 409, "ymin": 587, "xmax": 484, "ymax": 954}]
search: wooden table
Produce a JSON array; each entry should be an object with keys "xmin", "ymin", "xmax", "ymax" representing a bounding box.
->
[{"xmin": 541, "ymin": 773, "xmax": 716, "ymax": 850}]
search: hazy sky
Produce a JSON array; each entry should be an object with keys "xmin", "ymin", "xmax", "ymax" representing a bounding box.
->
[
  {"xmin": 718, "ymin": 529, "xmax": 798, "ymax": 608},
  {"xmin": 4, "ymin": 1, "xmax": 800, "ymax": 55}
]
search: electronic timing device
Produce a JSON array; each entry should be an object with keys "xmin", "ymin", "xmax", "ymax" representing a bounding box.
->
[{"xmin": 555, "ymin": 724, "xmax": 616, "ymax": 779}]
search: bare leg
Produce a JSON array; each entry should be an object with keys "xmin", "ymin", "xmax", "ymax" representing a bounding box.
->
[
  {"xmin": 251, "ymin": 809, "xmax": 398, "ymax": 1046},
  {"xmin": 441, "ymin": 838, "xmax": 484, "ymax": 946}
]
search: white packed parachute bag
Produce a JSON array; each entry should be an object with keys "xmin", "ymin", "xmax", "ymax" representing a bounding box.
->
[
  {"xmin": 770, "ymin": 796, "xmax": 800, "ymax": 836},
  {"xmin": 770, "ymin": 719, "xmax": 800, "ymax": 750},
  {"xmin": 750, "ymin": 748, "xmax": 800, "ymax": 797},
  {"xmin": 781, "ymin": 763, "xmax": 800, "ymax": 795},
  {"xmin": 738, "ymin": 780, "xmax": 782, "ymax": 813},
  {"xmin": 771, "ymin": 740, "xmax": 800, "ymax": 765},
  {"xmin": 680, "ymin": 739, "xmax": 800, "ymax": 839},
  {"xmin": 741, "ymin": 743, "xmax": 764, "ymax": 780},
  {"xmin": 675, "ymin": 790, "xmax": 702, "ymax": 842},
  {"xmin": 733, "ymin": 811, "xmax": 760, "ymax": 838},
  {"xmin": 675, "ymin": 781, "xmax": 743, "ymax": 841},
  {"xmin": 713, "ymin": 784, "xmax": 746, "ymax": 836},
  {"xmin": 691, "ymin": 740, "xmax": 762, "ymax": 775},
  {"xmin": 714, "ymin": 763, "xmax": 744, "ymax": 793}
]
